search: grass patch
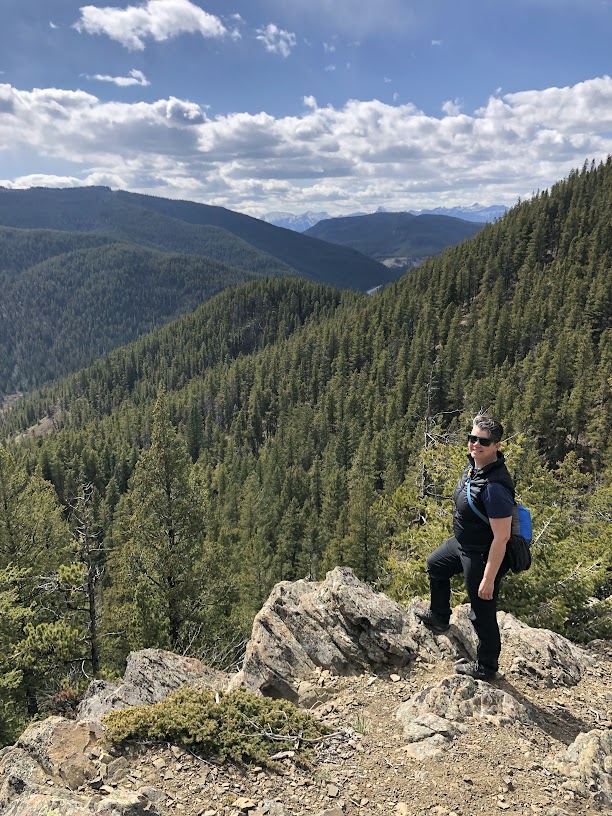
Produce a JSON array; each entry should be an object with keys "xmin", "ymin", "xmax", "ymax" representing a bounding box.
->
[{"xmin": 103, "ymin": 687, "xmax": 331, "ymax": 769}]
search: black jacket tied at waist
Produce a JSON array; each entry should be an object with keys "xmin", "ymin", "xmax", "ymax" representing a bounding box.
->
[{"xmin": 453, "ymin": 452, "xmax": 515, "ymax": 552}]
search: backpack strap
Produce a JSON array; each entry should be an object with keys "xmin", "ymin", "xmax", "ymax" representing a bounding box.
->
[{"xmin": 465, "ymin": 476, "xmax": 491, "ymax": 526}]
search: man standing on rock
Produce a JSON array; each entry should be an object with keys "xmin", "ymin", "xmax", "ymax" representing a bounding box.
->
[{"xmin": 416, "ymin": 415, "xmax": 514, "ymax": 680}]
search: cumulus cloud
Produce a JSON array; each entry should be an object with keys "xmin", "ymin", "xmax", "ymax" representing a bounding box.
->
[
  {"xmin": 255, "ymin": 24, "xmax": 296, "ymax": 57},
  {"xmin": 1, "ymin": 76, "xmax": 612, "ymax": 213},
  {"xmin": 85, "ymin": 68, "xmax": 150, "ymax": 86},
  {"xmin": 431, "ymin": 39, "xmax": 442, "ymax": 46},
  {"xmin": 75, "ymin": 0, "xmax": 227, "ymax": 51},
  {"xmin": 442, "ymin": 99, "xmax": 462, "ymax": 115}
]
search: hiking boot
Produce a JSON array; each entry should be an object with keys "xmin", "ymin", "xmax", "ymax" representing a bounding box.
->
[
  {"xmin": 454, "ymin": 660, "xmax": 497, "ymax": 681},
  {"xmin": 415, "ymin": 608, "xmax": 450, "ymax": 634}
]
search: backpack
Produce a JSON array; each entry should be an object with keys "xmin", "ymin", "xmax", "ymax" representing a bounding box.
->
[{"xmin": 466, "ymin": 477, "xmax": 532, "ymax": 573}]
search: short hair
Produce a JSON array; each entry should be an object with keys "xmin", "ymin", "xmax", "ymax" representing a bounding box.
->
[{"xmin": 472, "ymin": 414, "xmax": 504, "ymax": 443}]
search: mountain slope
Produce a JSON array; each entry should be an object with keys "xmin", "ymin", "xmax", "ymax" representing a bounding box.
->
[
  {"xmin": 0, "ymin": 240, "xmax": 262, "ymax": 394},
  {"xmin": 0, "ymin": 186, "xmax": 395, "ymax": 291},
  {"xmin": 304, "ymin": 210, "xmax": 483, "ymax": 262}
]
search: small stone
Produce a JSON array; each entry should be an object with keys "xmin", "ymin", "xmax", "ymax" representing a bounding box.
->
[
  {"xmin": 390, "ymin": 674, "xmax": 401, "ymax": 683},
  {"xmin": 327, "ymin": 784, "xmax": 340, "ymax": 798},
  {"xmin": 395, "ymin": 804, "xmax": 410, "ymax": 815},
  {"xmin": 152, "ymin": 757, "xmax": 167, "ymax": 769},
  {"xmin": 234, "ymin": 797, "xmax": 257, "ymax": 810}
]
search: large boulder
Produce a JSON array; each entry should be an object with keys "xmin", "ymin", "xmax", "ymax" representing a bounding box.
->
[
  {"xmin": 232, "ymin": 567, "xmax": 419, "ymax": 702},
  {"xmin": 1, "ymin": 791, "xmax": 93, "ymax": 815},
  {"xmin": 396, "ymin": 675, "xmax": 531, "ymax": 758},
  {"xmin": 498, "ymin": 611, "xmax": 595, "ymax": 686},
  {"xmin": 546, "ymin": 728, "xmax": 612, "ymax": 806},
  {"xmin": 77, "ymin": 648, "xmax": 229, "ymax": 723},
  {"xmin": 0, "ymin": 746, "xmax": 48, "ymax": 810},
  {"xmin": 16, "ymin": 716, "xmax": 103, "ymax": 790},
  {"xmin": 424, "ymin": 604, "xmax": 594, "ymax": 686},
  {"xmin": 0, "ymin": 715, "xmax": 164, "ymax": 815}
]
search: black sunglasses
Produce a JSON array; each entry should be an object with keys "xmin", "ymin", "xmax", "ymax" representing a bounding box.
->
[{"xmin": 467, "ymin": 433, "xmax": 493, "ymax": 447}]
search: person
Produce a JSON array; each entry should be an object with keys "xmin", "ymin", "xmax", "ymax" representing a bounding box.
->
[{"xmin": 416, "ymin": 415, "xmax": 514, "ymax": 680}]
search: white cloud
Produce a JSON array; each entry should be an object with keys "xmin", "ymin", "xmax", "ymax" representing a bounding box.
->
[
  {"xmin": 324, "ymin": 64, "xmax": 336, "ymax": 72},
  {"xmin": 442, "ymin": 99, "xmax": 462, "ymax": 115},
  {"xmin": 431, "ymin": 39, "xmax": 442, "ymax": 46},
  {"xmin": 75, "ymin": 0, "xmax": 227, "ymax": 51},
  {"xmin": 384, "ymin": 77, "xmax": 392, "ymax": 84},
  {"xmin": 0, "ymin": 174, "xmax": 85, "ymax": 189},
  {"xmin": 1, "ymin": 76, "xmax": 612, "ymax": 214},
  {"xmin": 323, "ymin": 42, "xmax": 336, "ymax": 53},
  {"xmin": 85, "ymin": 68, "xmax": 150, "ymax": 87},
  {"xmin": 255, "ymin": 24, "xmax": 296, "ymax": 57}
]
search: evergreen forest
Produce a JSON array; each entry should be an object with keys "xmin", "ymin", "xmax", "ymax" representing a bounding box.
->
[
  {"xmin": 0, "ymin": 159, "xmax": 610, "ymax": 744},
  {"xmin": 0, "ymin": 186, "xmax": 400, "ymax": 397}
]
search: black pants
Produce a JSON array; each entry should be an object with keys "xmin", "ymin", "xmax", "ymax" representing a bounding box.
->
[{"xmin": 426, "ymin": 535, "xmax": 508, "ymax": 672}]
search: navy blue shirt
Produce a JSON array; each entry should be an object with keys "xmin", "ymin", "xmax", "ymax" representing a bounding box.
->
[{"xmin": 480, "ymin": 482, "xmax": 514, "ymax": 519}]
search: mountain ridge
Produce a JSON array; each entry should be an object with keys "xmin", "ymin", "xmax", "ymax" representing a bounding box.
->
[{"xmin": 304, "ymin": 210, "xmax": 484, "ymax": 262}]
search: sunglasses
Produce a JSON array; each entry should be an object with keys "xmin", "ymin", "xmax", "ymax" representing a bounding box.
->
[{"xmin": 467, "ymin": 433, "xmax": 493, "ymax": 447}]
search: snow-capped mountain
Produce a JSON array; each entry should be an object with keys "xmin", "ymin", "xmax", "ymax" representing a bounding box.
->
[
  {"xmin": 261, "ymin": 211, "xmax": 332, "ymax": 232},
  {"xmin": 262, "ymin": 203, "xmax": 508, "ymax": 232},
  {"xmin": 408, "ymin": 203, "xmax": 508, "ymax": 222}
]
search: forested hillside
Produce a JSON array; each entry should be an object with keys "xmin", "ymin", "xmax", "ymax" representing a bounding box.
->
[
  {"xmin": 0, "ymin": 159, "xmax": 610, "ymax": 743},
  {"xmin": 305, "ymin": 211, "xmax": 483, "ymax": 262},
  {"xmin": 0, "ymin": 233, "xmax": 264, "ymax": 395},
  {"xmin": 0, "ymin": 186, "xmax": 394, "ymax": 291}
]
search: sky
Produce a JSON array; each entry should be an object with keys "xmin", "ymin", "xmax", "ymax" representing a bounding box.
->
[{"xmin": 1, "ymin": 0, "xmax": 612, "ymax": 217}]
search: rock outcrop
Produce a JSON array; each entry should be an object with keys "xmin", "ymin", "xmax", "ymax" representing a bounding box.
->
[
  {"xmin": 422, "ymin": 602, "xmax": 595, "ymax": 687},
  {"xmin": 547, "ymin": 728, "xmax": 612, "ymax": 806},
  {"xmin": 231, "ymin": 567, "xmax": 420, "ymax": 702},
  {"xmin": 0, "ymin": 715, "xmax": 162, "ymax": 815},
  {"xmin": 78, "ymin": 648, "xmax": 229, "ymax": 724},
  {"xmin": 395, "ymin": 674, "xmax": 531, "ymax": 758},
  {"xmin": 0, "ymin": 568, "xmax": 610, "ymax": 816}
]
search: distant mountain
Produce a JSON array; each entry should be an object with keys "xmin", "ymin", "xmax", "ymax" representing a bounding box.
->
[
  {"xmin": 0, "ymin": 187, "xmax": 392, "ymax": 293},
  {"xmin": 304, "ymin": 211, "xmax": 483, "ymax": 264},
  {"xmin": 262, "ymin": 211, "xmax": 332, "ymax": 232},
  {"xmin": 262, "ymin": 203, "xmax": 508, "ymax": 232},
  {"xmin": 408, "ymin": 203, "xmax": 508, "ymax": 222},
  {"xmin": 0, "ymin": 187, "xmax": 396, "ymax": 397}
]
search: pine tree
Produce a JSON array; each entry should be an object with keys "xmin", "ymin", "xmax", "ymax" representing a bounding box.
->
[{"xmin": 108, "ymin": 391, "xmax": 205, "ymax": 651}]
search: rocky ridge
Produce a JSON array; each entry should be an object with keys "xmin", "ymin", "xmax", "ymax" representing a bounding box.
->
[{"xmin": 0, "ymin": 567, "xmax": 610, "ymax": 816}]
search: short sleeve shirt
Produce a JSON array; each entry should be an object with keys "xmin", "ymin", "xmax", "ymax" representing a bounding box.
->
[{"xmin": 481, "ymin": 482, "xmax": 514, "ymax": 519}]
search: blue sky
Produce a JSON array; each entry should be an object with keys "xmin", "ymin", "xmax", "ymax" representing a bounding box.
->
[{"xmin": 1, "ymin": 0, "xmax": 612, "ymax": 216}]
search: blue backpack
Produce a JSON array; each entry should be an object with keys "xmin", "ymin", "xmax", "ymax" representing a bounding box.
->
[{"xmin": 466, "ymin": 477, "xmax": 533, "ymax": 573}]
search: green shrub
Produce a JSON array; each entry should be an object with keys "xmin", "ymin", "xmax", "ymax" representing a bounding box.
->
[{"xmin": 103, "ymin": 687, "xmax": 331, "ymax": 769}]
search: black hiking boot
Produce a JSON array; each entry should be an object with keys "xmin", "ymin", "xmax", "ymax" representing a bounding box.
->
[
  {"xmin": 415, "ymin": 608, "xmax": 450, "ymax": 634},
  {"xmin": 454, "ymin": 660, "xmax": 497, "ymax": 681}
]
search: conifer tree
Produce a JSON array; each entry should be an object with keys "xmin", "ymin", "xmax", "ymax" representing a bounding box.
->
[{"xmin": 108, "ymin": 391, "xmax": 205, "ymax": 652}]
